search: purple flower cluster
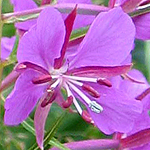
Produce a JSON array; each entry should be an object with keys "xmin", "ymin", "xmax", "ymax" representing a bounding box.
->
[{"xmin": 1, "ymin": 0, "xmax": 150, "ymax": 149}]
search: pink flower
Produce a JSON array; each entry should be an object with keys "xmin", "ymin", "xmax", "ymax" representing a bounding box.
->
[{"xmin": 4, "ymin": 7, "xmax": 142, "ymax": 149}]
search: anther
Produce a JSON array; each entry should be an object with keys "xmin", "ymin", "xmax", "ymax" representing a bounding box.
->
[
  {"xmin": 121, "ymin": 74, "xmax": 145, "ymax": 84},
  {"xmin": 135, "ymin": 87, "xmax": 150, "ymax": 100},
  {"xmin": 41, "ymin": 90, "xmax": 56, "ymax": 107},
  {"xmin": 32, "ymin": 75, "xmax": 51, "ymax": 84},
  {"xmin": 82, "ymin": 84, "xmax": 100, "ymax": 98},
  {"xmin": 89, "ymin": 101, "xmax": 103, "ymax": 113},
  {"xmin": 97, "ymin": 78, "xmax": 112, "ymax": 87},
  {"xmin": 82, "ymin": 110, "xmax": 93, "ymax": 124},
  {"xmin": 62, "ymin": 96, "xmax": 73, "ymax": 108}
]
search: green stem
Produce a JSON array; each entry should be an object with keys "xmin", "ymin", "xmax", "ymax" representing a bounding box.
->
[
  {"xmin": 129, "ymin": 5, "xmax": 150, "ymax": 17},
  {"xmin": 0, "ymin": 0, "xmax": 3, "ymax": 129},
  {"xmin": 2, "ymin": 3, "xmax": 108, "ymax": 24},
  {"xmin": 144, "ymin": 41, "xmax": 150, "ymax": 82},
  {"xmin": 2, "ymin": 3, "xmax": 150, "ymax": 24}
]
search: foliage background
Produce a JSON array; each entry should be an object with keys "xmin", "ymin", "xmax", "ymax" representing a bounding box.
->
[{"xmin": 0, "ymin": 0, "xmax": 150, "ymax": 149}]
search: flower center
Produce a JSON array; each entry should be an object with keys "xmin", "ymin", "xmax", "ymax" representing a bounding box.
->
[{"xmin": 32, "ymin": 65, "xmax": 111, "ymax": 124}]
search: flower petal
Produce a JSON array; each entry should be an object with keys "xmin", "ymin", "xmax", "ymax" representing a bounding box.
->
[
  {"xmin": 34, "ymin": 98, "xmax": 51, "ymax": 150},
  {"xmin": 10, "ymin": 0, "xmax": 37, "ymax": 31},
  {"xmin": 51, "ymin": 139, "xmax": 120, "ymax": 150},
  {"xmin": 1, "ymin": 36, "xmax": 16, "ymax": 60},
  {"xmin": 133, "ymin": 13, "xmax": 150, "ymax": 40},
  {"xmin": 69, "ymin": 7, "xmax": 135, "ymax": 68},
  {"xmin": 87, "ymin": 87, "xmax": 142, "ymax": 134},
  {"xmin": 57, "ymin": 0, "xmax": 95, "ymax": 29},
  {"xmin": 112, "ymin": 69, "xmax": 149, "ymax": 99},
  {"xmin": 4, "ymin": 70, "xmax": 47, "ymax": 125},
  {"xmin": 17, "ymin": 7, "xmax": 66, "ymax": 69}
]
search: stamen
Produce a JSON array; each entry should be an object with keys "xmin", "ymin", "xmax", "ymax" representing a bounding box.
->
[
  {"xmin": 82, "ymin": 110, "xmax": 93, "ymax": 124},
  {"xmin": 51, "ymin": 75, "xmax": 60, "ymax": 79},
  {"xmin": 62, "ymin": 95, "xmax": 73, "ymax": 108},
  {"xmin": 82, "ymin": 84, "xmax": 100, "ymax": 98},
  {"xmin": 97, "ymin": 78, "xmax": 112, "ymax": 87},
  {"xmin": 121, "ymin": 74, "xmax": 145, "ymax": 84},
  {"xmin": 67, "ymin": 81, "xmax": 91, "ymax": 104},
  {"xmin": 63, "ymin": 75, "xmax": 97, "ymax": 82},
  {"xmin": 135, "ymin": 87, "xmax": 150, "ymax": 100},
  {"xmin": 41, "ymin": 90, "xmax": 56, "ymax": 107},
  {"xmin": 64, "ymin": 83, "xmax": 82, "ymax": 115},
  {"xmin": 67, "ymin": 82, "xmax": 103, "ymax": 114},
  {"xmin": 32, "ymin": 75, "xmax": 51, "ymax": 84},
  {"xmin": 68, "ymin": 79, "xmax": 100, "ymax": 98},
  {"xmin": 50, "ymin": 78, "xmax": 61, "ymax": 89},
  {"xmin": 89, "ymin": 101, "xmax": 103, "ymax": 113},
  {"xmin": 68, "ymin": 79, "xmax": 83, "ymax": 86}
]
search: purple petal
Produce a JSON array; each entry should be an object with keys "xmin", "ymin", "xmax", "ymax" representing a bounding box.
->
[
  {"xmin": 128, "ymin": 88, "xmax": 150, "ymax": 135},
  {"xmin": 57, "ymin": 0, "xmax": 95, "ymax": 29},
  {"xmin": 121, "ymin": 54, "xmax": 132, "ymax": 64},
  {"xmin": 34, "ymin": 98, "xmax": 51, "ymax": 150},
  {"xmin": 129, "ymin": 104, "xmax": 150, "ymax": 135},
  {"xmin": 131, "ymin": 144, "xmax": 150, "ymax": 150},
  {"xmin": 4, "ymin": 70, "xmax": 47, "ymax": 125},
  {"xmin": 50, "ymin": 139, "xmax": 120, "ymax": 150},
  {"xmin": 111, "ymin": 69, "xmax": 150, "ymax": 136},
  {"xmin": 121, "ymin": 128, "xmax": 150, "ymax": 149},
  {"xmin": 69, "ymin": 7, "xmax": 135, "ymax": 68},
  {"xmin": 17, "ymin": 7, "xmax": 66, "ymax": 69},
  {"xmin": 1, "ymin": 36, "xmax": 16, "ymax": 60},
  {"xmin": 112, "ymin": 69, "xmax": 149, "ymax": 99},
  {"xmin": 11, "ymin": 0, "xmax": 37, "ymax": 31},
  {"xmin": 133, "ymin": 13, "xmax": 150, "ymax": 40},
  {"xmin": 87, "ymin": 87, "xmax": 142, "ymax": 134}
]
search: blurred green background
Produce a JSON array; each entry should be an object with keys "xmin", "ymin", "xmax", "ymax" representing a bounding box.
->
[{"xmin": 1, "ymin": 0, "xmax": 150, "ymax": 150}]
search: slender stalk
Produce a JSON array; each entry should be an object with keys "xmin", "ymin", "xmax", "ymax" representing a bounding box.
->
[
  {"xmin": 144, "ymin": 41, "xmax": 150, "ymax": 82},
  {"xmin": 0, "ymin": 0, "xmax": 3, "ymax": 86},
  {"xmin": 2, "ymin": 3, "xmax": 109, "ymax": 24},
  {"xmin": 0, "ymin": 0, "xmax": 3, "ymax": 126},
  {"xmin": 0, "ymin": 0, "xmax": 3, "ymax": 66},
  {"xmin": 1, "ymin": 2, "xmax": 150, "ymax": 24},
  {"xmin": 129, "ymin": 5, "xmax": 150, "ymax": 17}
]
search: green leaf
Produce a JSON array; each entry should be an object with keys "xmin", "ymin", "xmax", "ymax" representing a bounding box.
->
[
  {"xmin": 26, "ymin": 111, "xmax": 67, "ymax": 150},
  {"xmin": 9, "ymin": 34, "xmax": 19, "ymax": 62},
  {"xmin": 70, "ymin": 26, "xmax": 89, "ymax": 41},
  {"xmin": 49, "ymin": 138, "xmax": 70, "ymax": 150},
  {"xmin": 144, "ymin": 41, "xmax": 150, "ymax": 82},
  {"xmin": 44, "ymin": 111, "xmax": 67, "ymax": 147},
  {"xmin": 4, "ymin": 13, "xmax": 40, "ymax": 24},
  {"xmin": 22, "ymin": 117, "xmax": 35, "ymax": 136}
]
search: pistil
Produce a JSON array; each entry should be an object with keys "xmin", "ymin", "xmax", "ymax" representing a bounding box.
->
[{"xmin": 67, "ymin": 82, "xmax": 103, "ymax": 113}]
